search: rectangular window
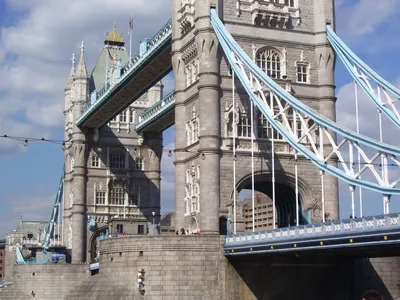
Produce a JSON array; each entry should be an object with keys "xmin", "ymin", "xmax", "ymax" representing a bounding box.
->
[
  {"xmin": 120, "ymin": 110, "xmax": 127, "ymax": 123},
  {"xmin": 257, "ymin": 112, "xmax": 269, "ymax": 139},
  {"xmin": 238, "ymin": 116, "xmax": 252, "ymax": 137},
  {"xmin": 285, "ymin": 0, "xmax": 295, "ymax": 7},
  {"xmin": 95, "ymin": 191, "xmax": 106, "ymax": 205},
  {"xmin": 91, "ymin": 155, "xmax": 99, "ymax": 168},
  {"xmin": 129, "ymin": 188, "xmax": 139, "ymax": 206},
  {"xmin": 129, "ymin": 108, "xmax": 135, "ymax": 123},
  {"xmin": 192, "ymin": 120, "xmax": 199, "ymax": 143},
  {"xmin": 116, "ymin": 224, "xmax": 123, "ymax": 234},
  {"xmin": 134, "ymin": 158, "xmax": 143, "ymax": 170},
  {"xmin": 109, "ymin": 187, "xmax": 124, "ymax": 205},
  {"xmin": 138, "ymin": 225, "xmax": 144, "ymax": 234},
  {"xmin": 297, "ymin": 64, "xmax": 308, "ymax": 83}
]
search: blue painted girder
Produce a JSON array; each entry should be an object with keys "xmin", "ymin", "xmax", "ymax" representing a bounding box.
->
[{"xmin": 224, "ymin": 214, "xmax": 400, "ymax": 256}]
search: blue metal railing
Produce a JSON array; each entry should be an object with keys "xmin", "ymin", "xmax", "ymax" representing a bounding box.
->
[
  {"xmin": 136, "ymin": 91, "xmax": 176, "ymax": 131},
  {"xmin": 225, "ymin": 213, "xmax": 400, "ymax": 247}
]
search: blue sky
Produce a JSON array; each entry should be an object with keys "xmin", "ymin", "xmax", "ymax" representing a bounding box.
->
[{"xmin": 0, "ymin": 0, "xmax": 400, "ymax": 237}]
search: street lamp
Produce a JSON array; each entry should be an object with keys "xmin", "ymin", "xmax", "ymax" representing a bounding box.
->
[{"xmin": 152, "ymin": 210, "xmax": 155, "ymax": 234}]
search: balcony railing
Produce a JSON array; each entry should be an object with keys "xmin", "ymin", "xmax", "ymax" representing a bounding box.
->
[
  {"xmin": 136, "ymin": 91, "xmax": 176, "ymax": 131},
  {"xmin": 225, "ymin": 213, "xmax": 400, "ymax": 247}
]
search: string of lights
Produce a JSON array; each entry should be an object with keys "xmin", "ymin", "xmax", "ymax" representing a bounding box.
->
[{"xmin": 2, "ymin": 134, "xmax": 400, "ymax": 167}]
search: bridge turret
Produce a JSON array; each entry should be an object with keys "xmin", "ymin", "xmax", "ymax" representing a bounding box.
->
[
  {"xmin": 147, "ymin": 81, "xmax": 164, "ymax": 107},
  {"xmin": 68, "ymin": 41, "xmax": 89, "ymax": 264},
  {"xmin": 64, "ymin": 53, "xmax": 75, "ymax": 142}
]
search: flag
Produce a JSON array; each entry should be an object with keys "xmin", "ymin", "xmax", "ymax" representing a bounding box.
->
[{"xmin": 129, "ymin": 15, "xmax": 133, "ymax": 35}]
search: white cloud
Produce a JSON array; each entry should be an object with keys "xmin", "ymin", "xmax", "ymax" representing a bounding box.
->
[
  {"xmin": 0, "ymin": 193, "xmax": 55, "ymax": 238},
  {"xmin": 337, "ymin": 0, "xmax": 400, "ymax": 37},
  {"xmin": 0, "ymin": 0, "xmax": 172, "ymax": 155},
  {"xmin": 336, "ymin": 81, "xmax": 400, "ymax": 144}
]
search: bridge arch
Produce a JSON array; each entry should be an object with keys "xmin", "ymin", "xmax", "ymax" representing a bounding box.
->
[
  {"xmin": 232, "ymin": 170, "xmax": 315, "ymax": 228},
  {"xmin": 88, "ymin": 225, "xmax": 108, "ymax": 263}
]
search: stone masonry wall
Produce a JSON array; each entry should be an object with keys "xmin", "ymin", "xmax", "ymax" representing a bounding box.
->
[
  {"xmin": 0, "ymin": 264, "xmax": 87, "ymax": 300},
  {"xmin": 65, "ymin": 235, "xmax": 242, "ymax": 300},
  {"xmin": 353, "ymin": 257, "xmax": 400, "ymax": 300}
]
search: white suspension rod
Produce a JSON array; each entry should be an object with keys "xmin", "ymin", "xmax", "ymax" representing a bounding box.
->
[
  {"xmin": 293, "ymin": 111, "xmax": 299, "ymax": 226},
  {"xmin": 295, "ymin": 151, "xmax": 299, "ymax": 226},
  {"xmin": 354, "ymin": 81, "xmax": 363, "ymax": 217},
  {"xmin": 232, "ymin": 69, "xmax": 237, "ymax": 234},
  {"xmin": 349, "ymin": 140, "xmax": 355, "ymax": 218},
  {"xmin": 57, "ymin": 201, "xmax": 60, "ymax": 245},
  {"xmin": 251, "ymin": 45, "xmax": 255, "ymax": 232},
  {"xmin": 319, "ymin": 125, "xmax": 325, "ymax": 222},
  {"xmin": 250, "ymin": 84, "xmax": 255, "ymax": 233},
  {"xmin": 272, "ymin": 128, "xmax": 276, "ymax": 229},
  {"xmin": 350, "ymin": 185, "xmax": 355, "ymax": 219},
  {"xmin": 377, "ymin": 87, "xmax": 386, "ymax": 214},
  {"xmin": 321, "ymin": 171, "xmax": 326, "ymax": 222}
]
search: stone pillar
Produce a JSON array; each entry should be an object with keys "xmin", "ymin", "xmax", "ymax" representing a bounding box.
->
[
  {"xmin": 70, "ymin": 138, "xmax": 87, "ymax": 263},
  {"xmin": 70, "ymin": 43, "xmax": 89, "ymax": 263},
  {"xmin": 195, "ymin": 0, "xmax": 220, "ymax": 235},
  {"xmin": 314, "ymin": 0, "xmax": 339, "ymax": 221},
  {"xmin": 144, "ymin": 133, "xmax": 162, "ymax": 234},
  {"xmin": 172, "ymin": 0, "xmax": 187, "ymax": 232}
]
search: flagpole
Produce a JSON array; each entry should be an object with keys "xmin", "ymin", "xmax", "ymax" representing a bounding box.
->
[{"xmin": 129, "ymin": 15, "xmax": 133, "ymax": 59}]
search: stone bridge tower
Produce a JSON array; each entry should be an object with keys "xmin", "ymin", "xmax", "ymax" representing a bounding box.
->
[
  {"xmin": 63, "ymin": 24, "xmax": 163, "ymax": 263},
  {"xmin": 172, "ymin": 0, "xmax": 338, "ymax": 234}
]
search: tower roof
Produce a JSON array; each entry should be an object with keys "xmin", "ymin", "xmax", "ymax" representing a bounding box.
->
[
  {"xmin": 76, "ymin": 41, "xmax": 88, "ymax": 79},
  {"xmin": 105, "ymin": 21, "xmax": 124, "ymax": 45},
  {"xmin": 66, "ymin": 53, "xmax": 76, "ymax": 89}
]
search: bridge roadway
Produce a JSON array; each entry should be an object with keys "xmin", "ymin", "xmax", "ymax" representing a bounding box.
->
[
  {"xmin": 225, "ymin": 213, "xmax": 400, "ymax": 257},
  {"xmin": 76, "ymin": 20, "xmax": 172, "ymax": 128}
]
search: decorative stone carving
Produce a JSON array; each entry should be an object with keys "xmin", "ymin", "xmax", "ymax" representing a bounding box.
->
[
  {"xmin": 182, "ymin": 43, "xmax": 198, "ymax": 65},
  {"xmin": 178, "ymin": 0, "xmax": 195, "ymax": 34},
  {"xmin": 138, "ymin": 135, "xmax": 144, "ymax": 145},
  {"xmin": 240, "ymin": 0, "xmax": 301, "ymax": 28},
  {"xmin": 182, "ymin": 43, "xmax": 199, "ymax": 87},
  {"xmin": 300, "ymin": 50, "xmax": 305, "ymax": 62},
  {"xmin": 312, "ymin": 198, "xmax": 321, "ymax": 218}
]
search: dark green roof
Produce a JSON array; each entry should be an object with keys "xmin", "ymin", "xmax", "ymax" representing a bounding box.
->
[{"xmin": 89, "ymin": 45, "xmax": 129, "ymax": 93}]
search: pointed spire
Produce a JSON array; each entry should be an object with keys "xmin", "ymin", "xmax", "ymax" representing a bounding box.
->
[
  {"xmin": 76, "ymin": 41, "xmax": 88, "ymax": 79},
  {"xmin": 105, "ymin": 21, "xmax": 124, "ymax": 45},
  {"xmin": 66, "ymin": 53, "xmax": 76, "ymax": 89}
]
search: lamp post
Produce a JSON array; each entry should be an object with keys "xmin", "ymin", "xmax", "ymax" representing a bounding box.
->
[{"xmin": 152, "ymin": 210, "xmax": 155, "ymax": 234}]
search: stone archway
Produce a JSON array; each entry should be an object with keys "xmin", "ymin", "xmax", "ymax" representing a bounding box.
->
[
  {"xmin": 88, "ymin": 225, "xmax": 108, "ymax": 263},
  {"xmin": 234, "ymin": 171, "xmax": 314, "ymax": 228},
  {"xmin": 362, "ymin": 290, "xmax": 384, "ymax": 300}
]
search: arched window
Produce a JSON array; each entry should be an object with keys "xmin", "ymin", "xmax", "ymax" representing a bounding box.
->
[
  {"xmin": 109, "ymin": 151, "xmax": 125, "ymax": 169},
  {"xmin": 256, "ymin": 48, "xmax": 282, "ymax": 79}
]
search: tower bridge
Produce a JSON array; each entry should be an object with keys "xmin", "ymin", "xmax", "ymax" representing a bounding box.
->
[{"xmin": 3, "ymin": 0, "xmax": 400, "ymax": 299}]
